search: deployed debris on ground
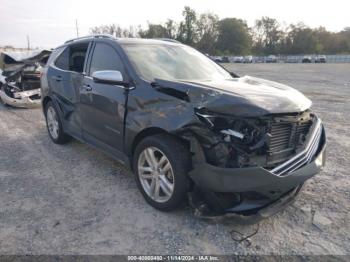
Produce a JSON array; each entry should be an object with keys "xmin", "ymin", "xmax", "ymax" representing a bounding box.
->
[{"xmin": 0, "ymin": 50, "xmax": 51, "ymax": 108}]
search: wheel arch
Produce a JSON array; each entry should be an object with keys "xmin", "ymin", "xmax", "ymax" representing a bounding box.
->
[
  {"xmin": 42, "ymin": 96, "xmax": 52, "ymax": 112},
  {"xmin": 130, "ymin": 127, "xmax": 168, "ymax": 157},
  {"xmin": 130, "ymin": 127, "xmax": 190, "ymax": 159}
]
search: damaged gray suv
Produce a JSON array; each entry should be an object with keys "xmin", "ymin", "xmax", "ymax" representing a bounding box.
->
[{"xmin": 41, "ymin": 35, "xmax": 326, "ymax": 219}]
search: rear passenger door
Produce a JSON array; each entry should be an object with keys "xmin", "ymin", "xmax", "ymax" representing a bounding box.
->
[
  {"xmin": 48, "ymin": 42, "xmax": 91, "ymax": 138},
  {"xmin": 80, "ymin": 42, "xmax": 127, "ymax": 151}
]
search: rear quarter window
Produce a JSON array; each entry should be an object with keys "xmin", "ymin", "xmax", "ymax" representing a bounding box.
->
[
  {"xmin": 54, "ymin": 47, "xmax": 69, "ymax": 70},
  {"xmin": 46, "ymin": 47, "xmax": 63, "ymax": 66}
]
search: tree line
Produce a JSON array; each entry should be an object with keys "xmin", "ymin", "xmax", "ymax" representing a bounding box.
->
[{"xmin": 90, "ymin": 6, "xmax": 350, "ymax": 56}]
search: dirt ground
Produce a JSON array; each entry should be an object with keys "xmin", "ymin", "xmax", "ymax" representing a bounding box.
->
[{"xmin": 0, "ymin": 64, "xmax": 349, "ymax": 255}]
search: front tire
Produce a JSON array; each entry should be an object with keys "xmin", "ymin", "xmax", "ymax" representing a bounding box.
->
[
  {"xmin": 45, "ymin": 101, "xmax": 71, "ymax": 144},
  {"xmin": 133, "ymin": 134, "xmax": 191, "ymax": 211}
]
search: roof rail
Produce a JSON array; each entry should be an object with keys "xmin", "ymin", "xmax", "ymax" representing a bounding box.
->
[
  {"xmin": 156, "ymin": 38, "xmax": 181, "ymax": 44},
  {"xmin": 64, "ymin": 34, "xmax": 115, "ymax": 44}
]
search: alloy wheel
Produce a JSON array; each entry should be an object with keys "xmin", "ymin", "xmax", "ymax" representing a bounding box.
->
[
  {"xmin": 137, "ymin": 147, "xmax": 175, "ymax": 203},
  {"xmin": 46, "ymin": 106, "xmax": 59, "ymax": 139}
]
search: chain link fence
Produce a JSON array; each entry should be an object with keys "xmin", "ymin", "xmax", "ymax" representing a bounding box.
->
[{"xmin": 255, "ymin": 54, "xmax": 350, "ymax": 63}]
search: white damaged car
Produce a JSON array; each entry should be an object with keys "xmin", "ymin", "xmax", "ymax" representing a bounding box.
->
[{"xmin": 0, "ymin": 50, "xmax": 50, "ymax": 108}]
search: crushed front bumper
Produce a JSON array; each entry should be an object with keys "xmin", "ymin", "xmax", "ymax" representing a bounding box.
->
[
  {"xmin": 0, "ymin": 88, "xmax": 41, "ymax": 108},
  {"xmin": 188, "ymin": 123, "xmax": 326, "ymax": 220},
  {"xmin": 190, "ymin": 184, "xmax": 303, "ymax": 225}
]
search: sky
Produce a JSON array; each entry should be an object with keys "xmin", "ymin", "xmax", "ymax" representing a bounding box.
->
[{"xmin": 0, "ymin": 0, "xmax": 349, "ymax": 49}]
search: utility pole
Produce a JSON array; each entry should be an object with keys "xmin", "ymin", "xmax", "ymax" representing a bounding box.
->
[
  {"xmin": 26, "ymin": 35, "xmax": 30, "ymax": 50},
  {"xmin": 75, "ymin": 19, "xmax": 79, "ymax": 37}
]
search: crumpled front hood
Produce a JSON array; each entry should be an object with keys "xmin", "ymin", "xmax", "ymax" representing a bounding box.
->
[{"xmin": 154, "ymin": 76, "xmax": 312, "ymax": 117}]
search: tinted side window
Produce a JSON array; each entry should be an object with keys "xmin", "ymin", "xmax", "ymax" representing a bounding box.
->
[
  {"xmin": 89, "ymin": 43, "xmax": 125, "ymax": 76},
  {"xmin": 54, "ymin": 47, "xmax": 69, "ymax": 70},
  {"xmin": 54, "ymin": 43, "xmax": 89, "ymax": 73},
  {"xmin": 69, "ymin": 43, "xmax": 89, "ymax": 73}
]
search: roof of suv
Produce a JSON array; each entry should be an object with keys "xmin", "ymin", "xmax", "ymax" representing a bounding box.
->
[
  {"xmin": 62, "ymin": 34, "xmax": 181, "ymax": 46},
  {"xmin": 118, "ymin": 38, "xmax": 181, "ymax": 45}
]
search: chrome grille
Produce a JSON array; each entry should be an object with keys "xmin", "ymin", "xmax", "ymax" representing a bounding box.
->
[{"xmin": 271, "ymin": 118, "xmax": 322, "ymax": 176}]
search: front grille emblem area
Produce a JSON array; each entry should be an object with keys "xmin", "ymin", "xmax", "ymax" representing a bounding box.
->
[
  {"xmin": 270, "ymin": 118, "xmax": 323, "ymax": 176},
  {"xmin": 267, "ymin": 117, "xmax": 313, "ymax": 165}
]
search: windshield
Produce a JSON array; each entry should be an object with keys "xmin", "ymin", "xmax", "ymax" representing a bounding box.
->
[{"xmin": 121, "ymin": 43, "xmax": 233, "ymax": 82}]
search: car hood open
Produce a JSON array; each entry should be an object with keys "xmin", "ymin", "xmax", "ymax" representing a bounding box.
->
[{"xmin": 153, "ymin": 76, "xmax": 312, "ymax": 117}]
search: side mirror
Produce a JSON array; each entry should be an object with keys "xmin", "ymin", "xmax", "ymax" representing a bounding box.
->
[{"xmin": 92, "ymin": 70, "xmax": 129, "ymax": 87}]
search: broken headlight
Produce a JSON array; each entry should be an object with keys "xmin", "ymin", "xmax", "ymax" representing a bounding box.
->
[
  {"xmin": 195, "ymin": 110, "xmax": 270, "ymax": 167},
  {"xmin": 220, "ymin": 119, "xmax": 262, "ymax": 145},
  {"xmin": 195, "ymin": 110, "xmax": 263, "ymax": 146}
]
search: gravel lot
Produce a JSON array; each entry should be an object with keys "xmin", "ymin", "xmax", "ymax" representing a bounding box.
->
[{"xmin": 0, "ymin": 64, "xmax": 349, "ymax": 255}]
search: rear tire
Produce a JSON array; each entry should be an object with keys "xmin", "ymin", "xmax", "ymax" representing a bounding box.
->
[
  {"xmin": 44, "ymin": 101, "xmax": 71, "ymax": 144},
  {"xmin": 0, "ymin": 85, "xmax": 7, "ymax": 105},
  {"xmin": 133, "ymin": 134, "xmax": 191, "ymax": 211}
]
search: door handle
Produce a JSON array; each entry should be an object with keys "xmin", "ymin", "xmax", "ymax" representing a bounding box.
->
[
  {"xmin": 83, "ymin": 84, "xmax": 92, "ymax": 91},
  {"xmin": 52, "ymin": 76, "xmax": 62, "ymax": 82}
]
